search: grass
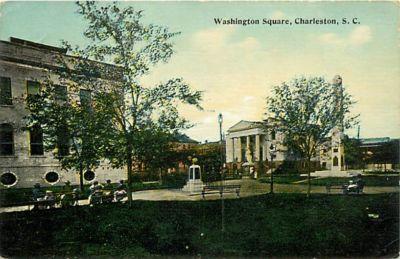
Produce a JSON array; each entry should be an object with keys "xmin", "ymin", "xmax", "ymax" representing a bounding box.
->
[
  {"xmin": 309, "ymin": 175, "xmax": 399, "ymax": 187},
  {"xmin": 0, "ymin": 193, "xmax": 398, "ymax": 257},
  {"xmin": 258, "ymin": 175, "xmax": 399, "ymax": 187},
  {"xmin": 259, "ymin": 175, "xmax": 310, "ymax": 184}
]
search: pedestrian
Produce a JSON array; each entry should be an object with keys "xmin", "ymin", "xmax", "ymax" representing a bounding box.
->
[
  {"xmin": 117, "ymin": 180, "xmax": 127, "ymax": 191},
  {"xmin": 44, "ymin": 190, "xmax": 56, "ymax": 209},
  {"xmin": 103, "ymin": 179, "xmax": 114, "ymax": 203},
  {"xmin": 60, "ymin": 181, "xmax": 74, "ymax": 207},
  {"xmin": 89, "ymin": 181, "xmax": 103, "ymax": 205},
  {"xmin": 114, "ymin": 185, "xmax": 127, "ymax": 202},
  {"xmin": 32, "ymin": 183, "xmax": 44, "ymax": 201},
  {"xmin": 32, "ymin": 183, "xmax": 44, "ymax": 210}
]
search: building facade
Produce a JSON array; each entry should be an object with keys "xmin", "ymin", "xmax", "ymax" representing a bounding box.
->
[
  {"xmin": 225, "ymin": 119, "xmax": 346, "ymax": 174},
  {"xmin": 0, "ymin": 37, "xmax": 125, "ymax": 188}
]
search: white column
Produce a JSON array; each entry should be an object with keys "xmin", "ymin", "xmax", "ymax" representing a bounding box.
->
[
  {"xmin": 236, "ymin": 137, "xmax": 242, "ymax": 162},
  {"xmin": 255, "ymin": 135, "xmax": 260, "ymax": 161},
  {"xmin": 225, "ymin": 137, "xmax": 234, "ymax": 163}
]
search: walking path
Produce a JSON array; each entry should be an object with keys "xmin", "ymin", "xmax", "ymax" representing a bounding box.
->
[{"xmin": 0, "ymin": 179, "xmax": 398, "ymax": 213}]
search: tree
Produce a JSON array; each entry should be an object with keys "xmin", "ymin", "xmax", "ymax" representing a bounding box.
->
[
  {"xmin": 61, "ymin": 1, "xmax": 202, "ymax": 204},
  {"xmin": 26, "ymin": 80, "xmax": 111, "ymax": 191},
  {"xmin": 343, "ymin": 136, "xmax": 364, "ymax": 170},
  {"xmin": 266, "ymin": 76, "xmax": 358, "ymax": 196}
]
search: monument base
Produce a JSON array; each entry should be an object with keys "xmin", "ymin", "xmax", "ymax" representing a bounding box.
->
[{"xmin": 182, "ymin": 179, "xmax": 204, "ymax": 193}]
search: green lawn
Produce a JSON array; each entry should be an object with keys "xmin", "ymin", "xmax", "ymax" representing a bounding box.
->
[
  {"xmin": 258, "ymin": 175, "xmax": 399, "ymax": 187},
  {"xmin": 259, "ymin": 175, "xmax": 309, "ymax": 184},
  {"xmin": 0, "ymin": 193, "xmax": 398, "ymax": 257},
  {"xmin": 309, "ymin": 175, "xmax": 399, "ymax": 187}
]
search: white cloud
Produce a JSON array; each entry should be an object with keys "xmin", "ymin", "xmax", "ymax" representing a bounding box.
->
[
  {"xmin": 271, "ymin": 11, "xmax": 285, "ymax": 20},
  {"xmin": 319, "ymin": 32, "xmax": 344, "ymax": 45},
  {"xmin": 349, "ymin": 26, "xmax": 372, "ymax": 45},
  {"xmin": 243, "ymin": 95, "xmax": 255, "ymax": 103},
  {"xmin": 318, "ymin": 26, "xmax": 372, "ymax": 46}
]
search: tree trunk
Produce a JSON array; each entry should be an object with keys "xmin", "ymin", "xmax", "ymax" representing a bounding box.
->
[
  {"xmin": 307, "ymin": 159, "xmax": 311, "ymax": 197},
  {"xmin": 127, "ymin": 155, "xmax": 133, "ymax": 206},
  {"xmin": 79, "ymin": 162, "xmax": 84, "ymax": 192}
]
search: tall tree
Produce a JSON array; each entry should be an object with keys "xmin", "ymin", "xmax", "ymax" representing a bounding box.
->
[
  {"xmin": 266, "ymin": 76, "xmax": 358, "ymax": 196},
  {"xmin": 63, "ymin": 1, "xmax": 202, "ymax": 204}
]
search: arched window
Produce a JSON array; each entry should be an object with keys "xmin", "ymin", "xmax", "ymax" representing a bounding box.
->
[
  {"xmin": 333, "ymin": 156, "xmax": 339, "ymax": 167},
  {"xmin": 30, "ymin": 124, "xmax": 44, "ymax": 155},
  {"xmin": 0, "ymin": 124, "xmax": 14, "ymax": 155}
]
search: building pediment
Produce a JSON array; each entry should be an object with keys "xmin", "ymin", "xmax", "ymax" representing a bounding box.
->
[{"xmin": 228, "ymin": 120, "xmax": 263, "ymax": 133}]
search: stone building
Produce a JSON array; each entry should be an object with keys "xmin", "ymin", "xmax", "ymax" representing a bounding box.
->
[
  {"xmin": 225, "ymin": 119, "xmax": 345, "ymax": 175},
  {"xmin": 0, "ymin": 37, "xmax": 125, "ymax": 188}
]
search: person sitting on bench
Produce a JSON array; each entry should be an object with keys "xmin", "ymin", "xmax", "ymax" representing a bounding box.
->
[{"xmin": 44, "ymin": 190, "xmax": 56, "ymax": 209}]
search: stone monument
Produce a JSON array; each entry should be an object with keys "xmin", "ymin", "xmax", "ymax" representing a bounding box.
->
[{"xmin": 182, "ymin": 164, "xmax": 204, "ymax": 194}]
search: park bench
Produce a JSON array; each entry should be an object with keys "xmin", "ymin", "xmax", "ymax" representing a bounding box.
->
[
  {"xmin": 326, "ymin": 184, "xmax": 364, "ymax": 194},
  {"xmin": 325, "ymin": 185, "xmax": 346, "ymax": 194},
  {"xmin": 202, "ymin": 184, "xmax": 241, "ymax": 199}
]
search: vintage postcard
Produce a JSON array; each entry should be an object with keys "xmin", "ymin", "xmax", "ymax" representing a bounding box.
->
[{"xmin": 0, "ymin": 1, "xmax": 398, "ymax": 257}]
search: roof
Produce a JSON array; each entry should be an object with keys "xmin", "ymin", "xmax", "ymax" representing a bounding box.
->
[
  {"xmin": 173, "ymin": 133, "xmax": 199, "ymax": 144},
  {"xmin": 227, "ymin": 120, "xmax": 264, "ymax": 133},
  {"xmin": 0, "ymin": 37, "xmax": 124, "ymax": 81},
  {"xmin": 360, "ymin": 137, "xmax": 391, "ymax": 145},
  {"xmin": 9, "ymin": 37, "xmax": 67, "ymax": 54}
]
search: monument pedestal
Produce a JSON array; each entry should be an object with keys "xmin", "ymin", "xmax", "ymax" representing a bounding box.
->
[{"xmin": 182, "ymin": 165, "xmax": 204, "ymax": 194}]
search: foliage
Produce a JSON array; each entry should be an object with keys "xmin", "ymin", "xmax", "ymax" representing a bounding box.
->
[
  {"xmin": 266, "ymin": 76, "xmax": 358, "ymax": 195},
  {"xmin": 25, "ymin": 81, "xmax": 111, "ymax": 189},
  {"xmin": 343, "ymin": 136, "xmax": 365, "ymax": 169},
  {"xmin": 26, "ymin": 1, "xmax": 202, "ymax": 201},
  {"xmin": 67, "ymin": 2, "xmax": 203, "ymax": 204},
  {"xmin": 1, "ymin": 193, "xmax": 398, "ymax": 257}
]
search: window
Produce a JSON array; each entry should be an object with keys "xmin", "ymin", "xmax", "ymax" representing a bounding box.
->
[
  {"xmin": 30, "ymin": 125, "xmax": 44, "ymax": 156},
  {"xmin": 0, "ymin": 172, "xmax": 17, "ymax": 186},
  {"xmin": 79, "ymin": 89, "xmax": 92, "ymax": 106},
  {"xmin": 84, "ymin": 170, "xmax": 95, "ymax": 181},
  {"xmin": 45, "ymin": 171, "xmax": 59, "ymax": 184},
  {"xmin": 0, "ymin": 77, "xmax": 12, "ymax": 105},
  {"xmin": 57, "ymin": 125, "xmax": 69, "ymax": 156},
  {"xmin": 333, "ymin": 148, "xmax": 338, "ymax": 153},
  {"xmin": 333, "ymin": 156, "xmax": 339, "ymax": 166},
  {"xmin": 27, "ymin": 80, "xmax": 40, "ymax": 96},
  {"xmin": 271, "ymin": 130, "xmax": 276, "ymax": 140},
  {"xmin": 54, "ymin": 85, "xmax": 67, "ymax": 101},
  {"xmin": 0, "ymin": 124, "xmax": 14, "ymax": 155}
]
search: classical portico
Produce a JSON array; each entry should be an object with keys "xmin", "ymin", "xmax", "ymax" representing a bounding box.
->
[{"xmin": 226, "ymin": 120, "xmax": 282, "ymax": 165}]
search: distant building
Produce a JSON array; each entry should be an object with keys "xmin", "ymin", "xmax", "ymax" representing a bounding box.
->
[
  {"xmin": 225, "ymin": 119, "xmax": 345, "ymax": 175},
  {"xmin": 0, "ymin": 37, "xmax": 125, "ymax": 188},
  {"xmin": 359, "ymin": 137, "xmax": 399, "ymax": 171}
]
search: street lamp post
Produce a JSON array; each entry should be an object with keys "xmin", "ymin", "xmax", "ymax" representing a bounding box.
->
[
  {"xmin": 218, "ymin": 113, "xmax": 225, "ymax": 233},
  {"xmin": 218, "ymin": 113, "xmax": 224, "ymax": 179},
  {"xmin": 269, "ymin": 143, "xmax": 276, "ymax": 194}
]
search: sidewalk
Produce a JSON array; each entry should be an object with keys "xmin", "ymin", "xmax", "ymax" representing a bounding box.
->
[{"xmin": 0, "ymin": 179, "xmax": 398, "ymax": 213}]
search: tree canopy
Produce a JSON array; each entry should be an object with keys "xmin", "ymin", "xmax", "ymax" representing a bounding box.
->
[
  {"xmin": 266, "ymin": 76, "xmax": 358, "ymax": 195},
  {"xmin": 26, "ymin": 1, "xmax": 203, "ymax": 201}
]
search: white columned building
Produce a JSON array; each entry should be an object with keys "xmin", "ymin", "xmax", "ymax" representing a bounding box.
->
[{"xmin": 226, "ymin": 120, "xmax": 346, "ymax": 174}]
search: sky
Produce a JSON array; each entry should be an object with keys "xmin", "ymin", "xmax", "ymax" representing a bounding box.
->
[{"xmin": 0, "ymin": 1, "xmax": 399, "ymax": 142}]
